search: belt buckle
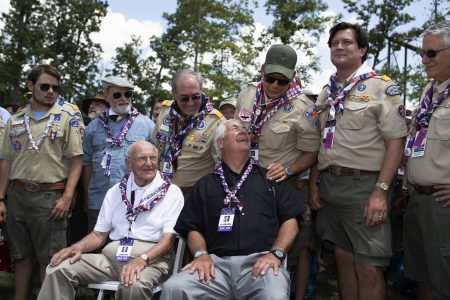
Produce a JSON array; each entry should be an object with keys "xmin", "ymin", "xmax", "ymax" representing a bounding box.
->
[
  {"xmin": 330, "ymin": 165, "xmax": 341, "ymax": 176},
  {"xmin": 24, "ymin": 181, "xmax": 40, "ymax": 192}
]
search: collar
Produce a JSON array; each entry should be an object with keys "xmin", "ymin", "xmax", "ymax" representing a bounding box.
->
[
  {"xmin": 129, "ymin": 171, "xmax": 164, "ymax": 193},
  {"xmin": 338, "ymin": 62, "xmax": 374, "ymax": 87},
  {"xmin": 23, "ymin": 101, "xmax": 62, "ymax": 120},
  {"xmin": 435, "ymin": 77, "xmax": 450, "ymax": 94}
]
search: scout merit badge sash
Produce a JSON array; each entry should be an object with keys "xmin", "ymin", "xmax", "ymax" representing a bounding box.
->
[
  {"xmin": 116, "ymin": 172, "xmax": 171, "ymax": 261},
  {"xmin": 246, "ymin": 80, "xmax": 302, "ymax": 161},
  {"xmin": 24, "ymin": 112, "xmax": 61, "ymax": 151},
  {"xmin": 156, "ymin": 94, "xmax": 213, "ymax": 179},
  {"xmin": 404, "ymin": 81, "xmax": 450, "ymax": 158},
  {"xmin": 214, "ymin": 158, "xmax": 257, "ymax": 231},
  {"xmin": 98, "ymin": 107, "xmax": 139, "ymax": 176},
  {"xmin": 320, "ymin": 63, "xmax": 377, "ymax": 149}
]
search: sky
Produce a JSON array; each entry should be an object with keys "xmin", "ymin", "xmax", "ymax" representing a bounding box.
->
[{"xmin": 0, "ymin": 0, "xmax": 439, "ymax": 101}]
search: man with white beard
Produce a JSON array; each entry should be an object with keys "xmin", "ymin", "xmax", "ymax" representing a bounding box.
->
[{"xmin": 82, "ymin": 76, "xmax": 155, "ymax": 232}]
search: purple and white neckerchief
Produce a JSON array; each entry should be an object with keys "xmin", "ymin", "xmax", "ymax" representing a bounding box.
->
[
  {"xmin": 322, "ymin": 63, "xmax": 377, "ymax": 119},
  {"xmin": 98, "ymin": 107, "xmax": 139, "ymax": 176},
  {"xmin": 250, "ymin": 81, "xmax": 302, "ymax": 136},
  {"xmin": 119, "ymin": 173, "xmax": 171, "ymax": 222},
  {"xmin": 24, "ymin": 113, "xmax": 60, "ymax": 151},
  {"xmin": 157, "ymin": 96, "xmax": 214, "ymax": 178},
  {"xmin": 404, "ymin": 81, "xmax": 450, "ymax": 156},
  {"xmin": 214, "ymin": 158, "xmax": 257, "ymax": 212}
]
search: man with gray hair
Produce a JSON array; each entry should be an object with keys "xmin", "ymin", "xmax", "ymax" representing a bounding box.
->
[
  {"xmin": 38, "ymin": 141, "xmax": 184, "ymax": 299},
  {"xmin": 152, "ymin": 69, "xmax": 225, "ymax": 193},
  {"xmin": 403, "ymin": 20, "xmax": 450, "ymax": 300},
  {"xmin": 83, "ymin": 76, "xmax": 155, "ymax": 231},
  {"xmin": 161, "ymin": 119, "xmax": 304, "ymax": 299}
]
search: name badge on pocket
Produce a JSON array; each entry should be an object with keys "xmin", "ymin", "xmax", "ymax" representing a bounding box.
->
[
  {"xmin": 116, "ymin": 238, "xmax": 134, "ymax": 262},
  {"xmin": 217, "ymin": 207, "xmax": 235, "ymax": 232}
]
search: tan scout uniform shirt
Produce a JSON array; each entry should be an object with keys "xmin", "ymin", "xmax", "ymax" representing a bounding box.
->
[
  {"xmin": 0, "ymin": 114, "xmax": 5, "ymax": 143},
  {"xmin": 236, "ymin": 83, "xmax": 321, "ymax": 168},
  {"xmin": 152, "ymin": 100, "xmax": 225, "ymax": 187},
  {"xmin": 316, "ymin": 74, "xmax": 407, "ymax": 171},
  {"xmin": 0, "ymin": 102, "xmax": 84, "ymax": 183},
  {"xmin": 407, "ymin": 78, "xmax": 450, "ymax": 185}
]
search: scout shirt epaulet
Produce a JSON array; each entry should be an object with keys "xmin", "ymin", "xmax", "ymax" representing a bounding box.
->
[
  {"xmin": 61, "ymin": 102, "xmax": 81, "ymax": 116},
  {"xmin": 211, "ymin": 109, "xmax": 223, "ymax": 119},
  {"xmin": 162, "ymin": 100, "xmax": 173, "ymax": 107},
  {"xmin": 377, "ymin": 75, "xmax": 392, "ymax": 82}
]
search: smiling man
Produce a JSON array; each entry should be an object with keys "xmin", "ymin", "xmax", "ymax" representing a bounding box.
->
[
  {"xmin": 0, "ymin": 64, "xmax": 84, "ymax": 300},
  {"xmin": 403, "ymin": 21, "xmax": 450, "ymax": 300},
  {"xmin": 82, "ymin": 76, "xmax": 155, "ymax": 232},
  {"xmin": 310, "ymin": 22, "xmax": 407, "ymax": 300},
  {"xmin": 152, "ymin": 69, "xmax": 225, "ymax": 193},
  {"xmin": 38, "ymin": 141, "xmax": 184, "ymax": 300},
  {"xmin": 160, "ymin": 119, "xmax": 304, "ymax": 300},
  {"xmin": 235, "ymin": 44, "xmax": 320, "ymax": 299}
]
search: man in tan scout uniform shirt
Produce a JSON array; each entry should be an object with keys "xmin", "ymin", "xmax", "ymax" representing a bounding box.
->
[
  {"xmin": 0, "ymin": 64, "xmax": 84, "ymax": 300},
  {"xmin": 403, "ymin": 21, "xmax": 450, "ymax": 300},
  {"xmin": 152, "ymin": 69, "xmax": 225, "ymax": 192},
  {"xmin": 236, "ymin": 44, "xmax": 320, "ymax": 300},
  {"xmin": 310, "ymin": 22, "xmax": 406, "ymax": 300}
]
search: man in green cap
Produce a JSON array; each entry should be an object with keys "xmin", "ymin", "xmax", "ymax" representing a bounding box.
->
[{"xmin": 235, "ymin": 44, "xmax": 320, "ymax": 299}]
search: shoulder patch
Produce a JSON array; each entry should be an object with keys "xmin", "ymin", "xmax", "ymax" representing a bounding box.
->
[
  {"xmin": 212, "ymin": 109, "xmax": 223, "ymax": 119},
  {"xmin": 162, "ymin": 100, "xmax": 172, "ymax": 106},
  {"xmin": 385, "ymin": 85, "xmax": 402, "ymax": 96},
  {"xmin": 380, "ymin": 75, "xmax": 391, "ymax": 81},
  {"xmin": 61, "ymin": 102, "xmax": 81, "ymax": 116}
]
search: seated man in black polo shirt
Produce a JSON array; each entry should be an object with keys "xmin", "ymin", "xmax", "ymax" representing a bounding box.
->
[{"xmin": 160, "ymin": 119, "xmax": 305, "ymax": 300}]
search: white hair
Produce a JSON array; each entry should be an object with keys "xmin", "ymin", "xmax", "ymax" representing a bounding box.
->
[
  {"xmin": 424, "ymin": 21, "xmax": 450, "ymax": 47},
  {"xmin": 213, "ymin": 119, "xmax": 242, "ymax": 160}
]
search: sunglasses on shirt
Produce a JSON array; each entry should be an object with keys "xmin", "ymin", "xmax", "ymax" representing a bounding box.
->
[
  {"xmin": 112, "ymin": 90, "xmax": 133, "ymax": 99},
  {"xmin": 179, "ymin": 94, "xmax": 202, "ymax": 103},
  {"xmin": 419, "ymin": 46, "xmax": 450, "ymax": 58},
  {"xmin": 264, "ymin": 74, "xmax": 291, "ymax": 86},
  {"xmin": 40, "ymin": 84, "xmax": 60, "ymax": 93}
]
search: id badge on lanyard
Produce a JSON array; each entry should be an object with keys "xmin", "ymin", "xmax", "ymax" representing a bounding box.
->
[
  {"xmin": 323, "ymin": 119, "xmax": 336, "ymax": 149},
  {"xmin": 250, "ymin": 142, "xmax": 259, "ymax": 162},
  {"xmin": 116, "ymin": 237, "xmax": 134, "ymax": 261},
  {"xmin": 217, "ymin": 207, "xmax": 236, "ymax": 232},
  {"xmin": 411, "ymin": 129, "xmax": 427, "ymax": 158}
]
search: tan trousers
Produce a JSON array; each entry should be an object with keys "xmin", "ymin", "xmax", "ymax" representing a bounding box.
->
[{"xmin": 38, "ymin": 240, "xmax": 172, "ymax": 300}]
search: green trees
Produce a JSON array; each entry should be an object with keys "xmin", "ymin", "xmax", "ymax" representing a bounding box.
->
[{"xmin": 0, "ymin": 0, "xmax": 107, "ymax": 106}]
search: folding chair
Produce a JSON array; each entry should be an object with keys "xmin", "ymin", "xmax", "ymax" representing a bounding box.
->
[{"xmin": 87, "ymin": 235, "xmax": 186, "ymax": 300}]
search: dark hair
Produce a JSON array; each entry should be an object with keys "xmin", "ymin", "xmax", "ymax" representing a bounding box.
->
[
  {"xmin": 328, "ymin": 22, "xmax": 369, "ymax": 63},
  {"xmin": 27, "ymin": 64, "xmax": 61, "ymax": 83}
]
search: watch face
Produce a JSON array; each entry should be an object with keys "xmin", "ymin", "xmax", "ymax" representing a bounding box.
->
[{"xmin": 274, "ymin": 250, "xmax": 284, "ymax": 258}]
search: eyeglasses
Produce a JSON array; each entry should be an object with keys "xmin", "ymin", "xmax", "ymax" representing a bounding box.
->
[
  {"xmin": 133, "ymin": 155, "xmax": 158, "ymax": 163},
  {"xmin": 179, "ymin": 94, "xmax": 202, "ymax": 103},
  {"xmin": 419, "ymin": 46, "xmax": 450, "ymax": 58},
  {"xmin": 112, "ymin": 90, "xmax": 133, "ymax": 99},
  {"xmin": 40, "ymin": 84, "xmax": 60, "ymax": 93},
  {"xmin": 264, "ymin": 74, "xmax": 291, "ymax": 86}
]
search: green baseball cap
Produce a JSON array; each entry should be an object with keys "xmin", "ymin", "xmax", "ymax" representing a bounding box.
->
[{"xmin": 264, "ymin": 44, "xmax": 297, "ymax": 79}]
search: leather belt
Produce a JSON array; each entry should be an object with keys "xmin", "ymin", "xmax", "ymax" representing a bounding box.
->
[
  {"xmin": 180, "ymin": 186, "xmax": 193, "ymax": 194},
  {"xmin": 12, "ymin": 180, "xmax": 66, "ymax": 192},
  {"xmin": 413, "ymin": 185, "xmax": 436, "ymax": 195},
  {"xmin": 323, "ymin": 165, "xmax": 378, "ymax": 177}
]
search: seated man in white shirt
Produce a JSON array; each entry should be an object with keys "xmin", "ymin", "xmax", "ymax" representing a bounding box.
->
[{"xmin": 38, "ymin": 141, "xmax": 184, "ymax": 300}]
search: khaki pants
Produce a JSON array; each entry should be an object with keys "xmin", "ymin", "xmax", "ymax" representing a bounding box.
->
[{"xmin": 38, "ymin": 240, "xmax": 172, "ymax": 300}]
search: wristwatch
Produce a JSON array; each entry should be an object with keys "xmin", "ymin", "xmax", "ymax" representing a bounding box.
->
[
  {"xmin": 269, "ymin": 249, "xmax": 286, "ymax": 262},
  {"xmin": 194, "ymin": 250, "xmax": 208, "ymax": 259},
  {"xmin": 375, "ymin": 182, "xmax": 389, "ymax": 191},
  {"xmin": 140, "ymin": 254, "xmax": 149, "ymax": 265},
  {"xmin": 284, "ymin": 167, "xmax": 293, "ymax": 177}
]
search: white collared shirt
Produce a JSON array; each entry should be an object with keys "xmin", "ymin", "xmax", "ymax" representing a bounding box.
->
[{"xmin": 94, "ymin": 171, "xmax": 184, "ymax": 241}]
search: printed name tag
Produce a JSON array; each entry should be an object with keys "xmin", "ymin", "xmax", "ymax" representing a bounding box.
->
[
  {"xmin": 411, "ymin": 129, "xmax": 427, "ymax": 158},
  {"xmin": 218, "ymin": 207, "xmax": 235, "ymax": 232},
  {"xmin": 116, "ymin": 238, "xmax": 134, "ymax": 262},
  {"xmin": 250, "ymin": 143, "xmax": 259, "ymax": 162}
]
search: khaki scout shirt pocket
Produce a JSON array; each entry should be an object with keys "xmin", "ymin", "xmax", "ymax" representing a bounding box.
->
[
  {"xmin": 340, "ymin": 102, "xmax": 367, "ymax": 130},
  {"xmin": 427, "ymin": 108, "xmax": 450, "ymax": 140},
  {"xmin": 265, "ymin": 121, "xmax": 292, "ymax": 150}
]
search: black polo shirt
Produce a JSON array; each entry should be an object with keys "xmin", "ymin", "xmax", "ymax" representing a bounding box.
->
[{"xmin": 174, "ymin": 160, "xmax": 305, "ymax": 257}]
